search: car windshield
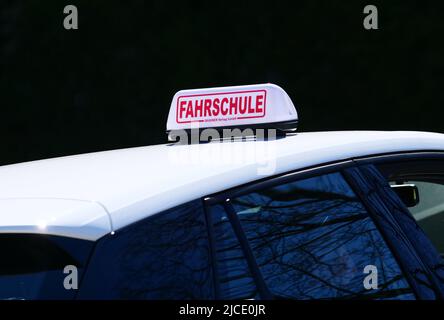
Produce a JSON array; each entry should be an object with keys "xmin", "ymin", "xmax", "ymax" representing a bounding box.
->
[{"xmin": 0, "ymin": 234, "xmax": 94, "ymax": 300}]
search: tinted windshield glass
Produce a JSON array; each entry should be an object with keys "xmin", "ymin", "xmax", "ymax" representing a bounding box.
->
[
  {"xmin": 0, "ymin": 234, "xmax": 94, "ymax": 300},
  {"xmin": 78, "ymin": 200, "xmax": 214, "ymax": 299}
]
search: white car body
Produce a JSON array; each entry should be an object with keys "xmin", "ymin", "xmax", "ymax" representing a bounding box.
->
[{"xmin": 1, "ymin": 130, "xmax": 444, "ymax": 241}]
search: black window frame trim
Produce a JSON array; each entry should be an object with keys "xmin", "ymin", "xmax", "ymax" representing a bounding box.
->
[{"xmin": 353, "ymin": 151, "xmax": 444, "ymax": 166}]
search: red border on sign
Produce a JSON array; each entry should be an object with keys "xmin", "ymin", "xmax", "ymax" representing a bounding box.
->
[{"xmin": 176, "ymin": 89, "xmax": 267, "ymax": 124}]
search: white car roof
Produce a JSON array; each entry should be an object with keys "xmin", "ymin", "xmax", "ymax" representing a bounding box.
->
[{"xmin": 1, "ymin": 131, "xmax": 444, "ymax": 241}]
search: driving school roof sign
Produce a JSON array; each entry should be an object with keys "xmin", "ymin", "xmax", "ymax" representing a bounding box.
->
[{"xmin": 166, "ymin": 83, "xmax": 298, "ymax": 135}]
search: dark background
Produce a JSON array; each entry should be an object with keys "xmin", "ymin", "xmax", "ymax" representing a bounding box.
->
[{"xmin": 1, "ymin": 0, "xmax": 443, "ymax": 166}]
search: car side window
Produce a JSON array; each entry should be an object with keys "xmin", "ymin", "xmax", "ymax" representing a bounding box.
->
[
  {"xmin": 209, "ymin": 171, "xmax": 415, "ymax": 299},
  {"xmin": 397, "ymin": 181, "xmax": 444, "ymax": 255},
  {"xmin": 78, "ymin": 200, "xmax": 214, "ymax": 299},
  {"xmin": 366, "ymin": 159, "xmax": 444, "ymax": 297},
  {"xmin": 377, "ymin": 159, "xmax": 444, "ymax": 258}
]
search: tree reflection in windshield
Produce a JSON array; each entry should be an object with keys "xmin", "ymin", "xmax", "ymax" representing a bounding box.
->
[{"xmin": 78, "ymin": 200, "xmax": 214, "ymax": 299}]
